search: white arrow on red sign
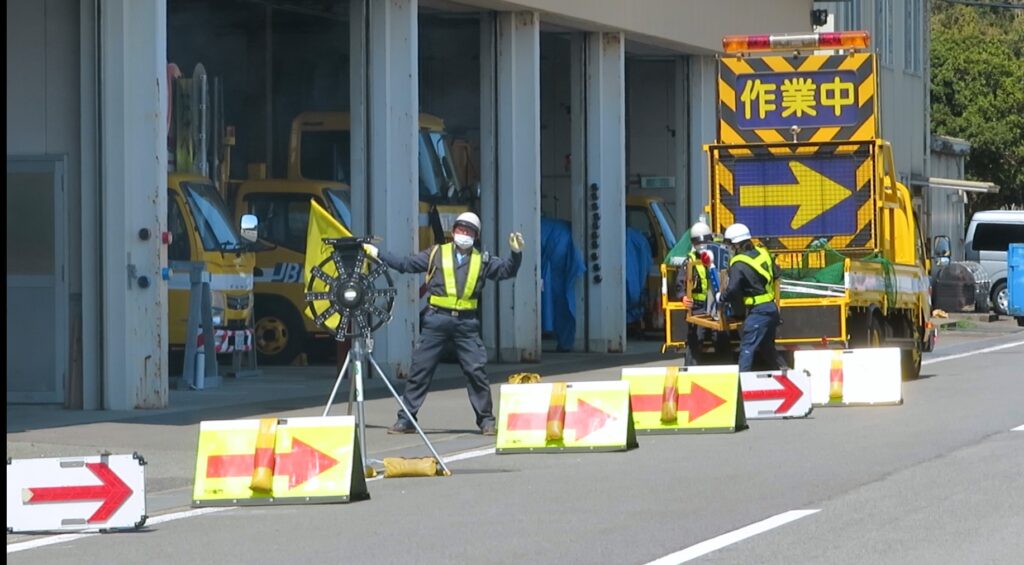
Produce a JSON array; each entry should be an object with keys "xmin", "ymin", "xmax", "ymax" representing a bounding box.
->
[{"xmin": 740, "ymin": 370, "xmax": 812, "ymax": 419}]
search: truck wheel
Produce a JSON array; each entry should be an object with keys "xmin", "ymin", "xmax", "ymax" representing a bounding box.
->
[
  {"xmin": 991, "ymin": 281, "xmax": 1008, "ymax": 315},
  {"xmin": 897, "ymin": 317, "xmax": 922, "ymax": 380},
  {"xmin": 848, "ymin": 313, "xmax": 884, "ymax": 348},
  {"xmin": 254, "ymin": 299, "xmax": 306, "ymax": 365},
  {"xmin": 902, "ymin": 346, "xmax": 922, "ymax": 380}
]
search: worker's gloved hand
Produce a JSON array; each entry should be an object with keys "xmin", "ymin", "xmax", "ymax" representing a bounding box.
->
[
  {"xmin": 362, "ymin": 243, "xmax": 379, "ymax": 259},
  {"xmin": 509, "ymin": 232, "xmax": 525, "ymax": 253}
]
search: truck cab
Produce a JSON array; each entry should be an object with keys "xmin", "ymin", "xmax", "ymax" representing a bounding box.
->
[
  {"xmin": 167, "ymin": 173, "xmax": 256, "ymax": 365},
  {"xmin": 626, "ymin": 195, "xmax": 679, "ymax": 332},
  {"xmin": 234, "ymin": 111, "xmax": 473, "ymax": 364}
]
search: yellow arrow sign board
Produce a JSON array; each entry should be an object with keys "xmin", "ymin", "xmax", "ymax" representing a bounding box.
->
[
  {"xmin": 496, "ymin": 381, "xmax": 637, "ymax": 453},
  {"xmin": 794, "ymin": 348, "xmax": 902, "ymax": 406},
  {"xmin": 740, "ymin": 161, "xmax": 852, "ymax": 230},
  {"xmin": 621, "ymin": 365, "xmax": 746, "ymax": 433},
  {"xmin": 192, "ymin": 416, "xmax": 367, "ymax": 506}
]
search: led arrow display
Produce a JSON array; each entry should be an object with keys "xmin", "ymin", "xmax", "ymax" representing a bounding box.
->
[
  {"xmin": 206, "ymin": 437, "xmax": 339, "ymax": 489},
  {"xmin": 506, "ymin": 398, "xmax": 613, "ymax": 441},
  {"xmin": 740, "ymin": 161, "xmax": 852, "ymax": 230},
  {"xmin": 25, "ymin": 462, "xmax": 133, "ymax": 523}
]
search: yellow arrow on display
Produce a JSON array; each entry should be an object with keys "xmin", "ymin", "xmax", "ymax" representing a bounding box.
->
[{"xmin": 740, "ymin": 161, "xmax": 852, "ymax": 229}]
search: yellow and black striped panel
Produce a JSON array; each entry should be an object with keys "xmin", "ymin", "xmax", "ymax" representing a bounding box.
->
[
  {"xmin": 718, "ymin": 53, "xmax": 877, "ymax": 148},
  {"xmin": 709, "ymin": 141, "xmax": 875, "ymax": 256}
]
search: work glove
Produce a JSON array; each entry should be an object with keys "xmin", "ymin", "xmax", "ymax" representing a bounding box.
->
[
  {"xmin": 362, "ymin": 243, "xmax": 379, "ymax": 259},
  {"xmin": 509, "ymin": 232, "xmax": 525, "ymax": 253}
]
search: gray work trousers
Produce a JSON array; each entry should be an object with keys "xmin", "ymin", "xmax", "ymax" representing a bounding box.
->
[{"xmin": 395, "ymin": 309, "xmax": 495, "ymax": 429}]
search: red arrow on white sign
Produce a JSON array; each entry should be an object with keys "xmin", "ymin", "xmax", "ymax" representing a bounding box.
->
[
  {"xmin": 739, "ymin": 370, "xmax": 812, "ymax": 419},
  {"xmin": 8, "ymin": 454, "xmax": 147, "ymax": 533},
  {"xmin": 25, "ymin": 462, "xmax": 134, "ymax": 523}
]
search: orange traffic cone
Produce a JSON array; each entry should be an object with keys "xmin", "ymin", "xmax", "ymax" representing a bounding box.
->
[
  {"xmin": 250, "ymin": 418, "xmax": 277, "ymax": 492},
  {"xmin": 546, "ymin": 383, "xmax": 567, "ymax": 441}
]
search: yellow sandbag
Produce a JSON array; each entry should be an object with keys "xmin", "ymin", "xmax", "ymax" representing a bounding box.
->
[
  {"xmin": 660, "ymin": 367, "xmax": 679, "ymax": 423},
  {"xmin": 249, "ymin": 418, "xmax": 278, "ymax": 492},
  {"xmin": 508, "ymin": 372, "xmax": 541, "ymax": 384},
  {"xmin": 383, "ymin": 457, "xmax": 441, "ymax": 478},
  {"xmin": 546, "ymin": 382, "xmax": 567, "ymax": 441}
]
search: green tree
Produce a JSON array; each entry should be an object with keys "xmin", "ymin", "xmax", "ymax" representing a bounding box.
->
[{"xmin": 931, "ymin": 4, "xmax": 1024, "ymax": 212}]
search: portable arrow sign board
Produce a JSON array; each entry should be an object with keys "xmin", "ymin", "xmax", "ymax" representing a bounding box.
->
[
  {"xmin": 794, "ymin": 347, "xmax": 902, "ymax": 406},
  {"xmin": 192, "ymin": 416, "xmax": 367, "ymax": 506},
  {"xmin": 7, "ymin": 453, "xmax": 147, "ymax": 533},
  {"xmin": 496, "ymin": 381, "xmax": 637, "ymax": 453},
  {"xmin": 740, "ymin": 370, "xmax": 813, "ymax": 419},
  {"xmin": 621, "ymin": 365, "xmax": 746, "ymax": 433}
]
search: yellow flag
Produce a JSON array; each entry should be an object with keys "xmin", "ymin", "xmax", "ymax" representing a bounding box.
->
[{"xmin": 304, "ymin": 199, "xmax": 351, "ymax": 324}]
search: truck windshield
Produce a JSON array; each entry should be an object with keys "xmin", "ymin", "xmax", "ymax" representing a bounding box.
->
[
  {"xmin": 182, "ymin": 181, "xmax": 244, "ymax": 252},
  {"xmin": 324, "ymin": 187, "xmax": 353, "ymax": 229},
  {"xmin": 301, "ymin": 130, "xmax": 351, "ymax": 183},
  {"xmin": 650, "ymin": 201, "xmax": 679, "ymax": 249},
  {"xmin": 418, "ymin": 131, "xmax": 462, "ymax": 205}
]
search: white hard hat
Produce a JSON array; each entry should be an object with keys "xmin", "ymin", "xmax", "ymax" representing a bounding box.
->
[
  {"xmin": 724, "ymin": 223, "xmax": 752, "ymax": 244},
  {"xmin": 690, "ymin": 221, "xmax": 712, "ymax": 243},
  {"xmin": 453, "ymin": 212, "xmax": 481, "ymax": 235}
]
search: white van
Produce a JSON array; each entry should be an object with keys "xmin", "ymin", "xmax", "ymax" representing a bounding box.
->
[{"xmin": 964, "ymin": 210, "xmax": 1024, "ymax": 314}]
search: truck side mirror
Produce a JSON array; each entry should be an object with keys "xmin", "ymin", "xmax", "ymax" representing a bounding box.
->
[
  {"xmin": 932, "ymin": 235, "xmax": 951, "ymax": 258},
  {"xmin": 240, "ymin": 214, "xmax": 259, "ymax": 243}
]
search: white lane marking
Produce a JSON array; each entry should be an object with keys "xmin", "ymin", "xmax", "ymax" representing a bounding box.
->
[
  {"xmin": 643, "ymin": 509, "xmax": 820, "ymax": 565},
  {"xmin": 443, "ymin": 446, "xmax": 496, "ymax": 463},
  {"xmin": 6, "ymin": 507, "xmax": 232, "ymax": 554},
  {"xmin": 922, "ymin": 340, "xmax": 1024, "ymax": 366},
  {"xmin": 1013, "ymin": 425, "xmax": 1024, "ymax": 432}
]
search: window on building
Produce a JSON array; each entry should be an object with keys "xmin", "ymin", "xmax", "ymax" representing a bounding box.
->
[
  {"xmin": 842, "ymin": 0, "xmax": 862, "ymax": 31},
  {"xmin": 904, "ymin": 0, "xmax": 922, "ymax": 73},
  {"xmin": 877, "ymin": 0, "xmax": 894, "ymax": 66}
]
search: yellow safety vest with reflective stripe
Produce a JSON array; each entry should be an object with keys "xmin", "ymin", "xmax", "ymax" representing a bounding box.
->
[
  {"xmin": 429, "ymin": 243, "xmax": 482, "ymax": 311},
  {"xmin": 689, "ymin": 250, "xmax": 708, "ymax": 301},
  {"xmin": 729, "ymin": 247, "xmax": 775, "ymax": 306}
]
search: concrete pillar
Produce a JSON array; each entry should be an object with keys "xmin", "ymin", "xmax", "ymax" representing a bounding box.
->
[
  {"xmin": 583, "ymin": 32, "xmax": 626, "ymax": 353},
  {"xmin": 688, "ymin": 55, "xmax": 717, "ymax": 225},
  {"xmin": 569, "ymin": 33, "xmax": 587, "ymax": 351},
  {"xmin": 673, "ymin": 57, "xmax": 690, "ymax": 230},
  {"xmin": 494, "ymin": 12, "xmax": 542, "ymax": 362},
  {"xmin": 367, "ymin": 0, "xmax": 418, "ymax": 376},
  {"xmin": 81, "ymin": 0, "xmax": 102, "ymax": 409},
  {"xmin": 479, "ymin": 13, "xmax": 499, "ymax": 358},
  {"xmin": 349, "ymin": 0, "xmax": 368, "ymax": 237},
  {"xmin": 98, "ymin": 0, "xmax": 167, "ymax": 409}
]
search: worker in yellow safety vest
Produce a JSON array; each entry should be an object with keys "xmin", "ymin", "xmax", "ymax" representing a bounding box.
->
[
  {"xmin": 680, "ymin": 221, "xmax": 712, "ymax": 365},
  {"xmin": 719, "ymin": 223, "xmax": 788, "ymax": 372},
  {"xmin": 364, "ymin": 212, "xmax": 524, "ymax": 436}
]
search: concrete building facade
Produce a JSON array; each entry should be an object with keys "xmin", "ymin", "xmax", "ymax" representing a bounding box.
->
[{"xmin": 23, "ymin": 0, "xmax": 955, "ymax": 410}]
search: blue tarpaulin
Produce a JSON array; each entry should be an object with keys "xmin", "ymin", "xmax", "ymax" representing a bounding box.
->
[
  {"xmin": 540, "ymin": 218, "xmax": 586, "ymax": 352},
  {"xmin": 626, "ymin": 227, "xmax": 653, "ymax": 324}
]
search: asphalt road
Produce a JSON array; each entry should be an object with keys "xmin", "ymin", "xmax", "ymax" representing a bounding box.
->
[{"xmin": 8, "ymin": 330, "xmax": 1023, "ymax": 564}]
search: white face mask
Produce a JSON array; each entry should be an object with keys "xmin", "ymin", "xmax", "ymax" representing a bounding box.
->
[{"xmin": 453, "ymin": 234, "xmax": 475, "ymax": 249}]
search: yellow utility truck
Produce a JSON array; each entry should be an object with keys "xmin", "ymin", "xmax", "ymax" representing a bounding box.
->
[
  {"xmin": 234, "ymin": 111, "xmax": 474, "ymax": 363},
  {"xmin": 665, "ymin": 31, "xmax": 934, "ymax": 378},
  {"xmin": 166, "ymin": 172, "xmax": 256, "ymax": 363}
]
